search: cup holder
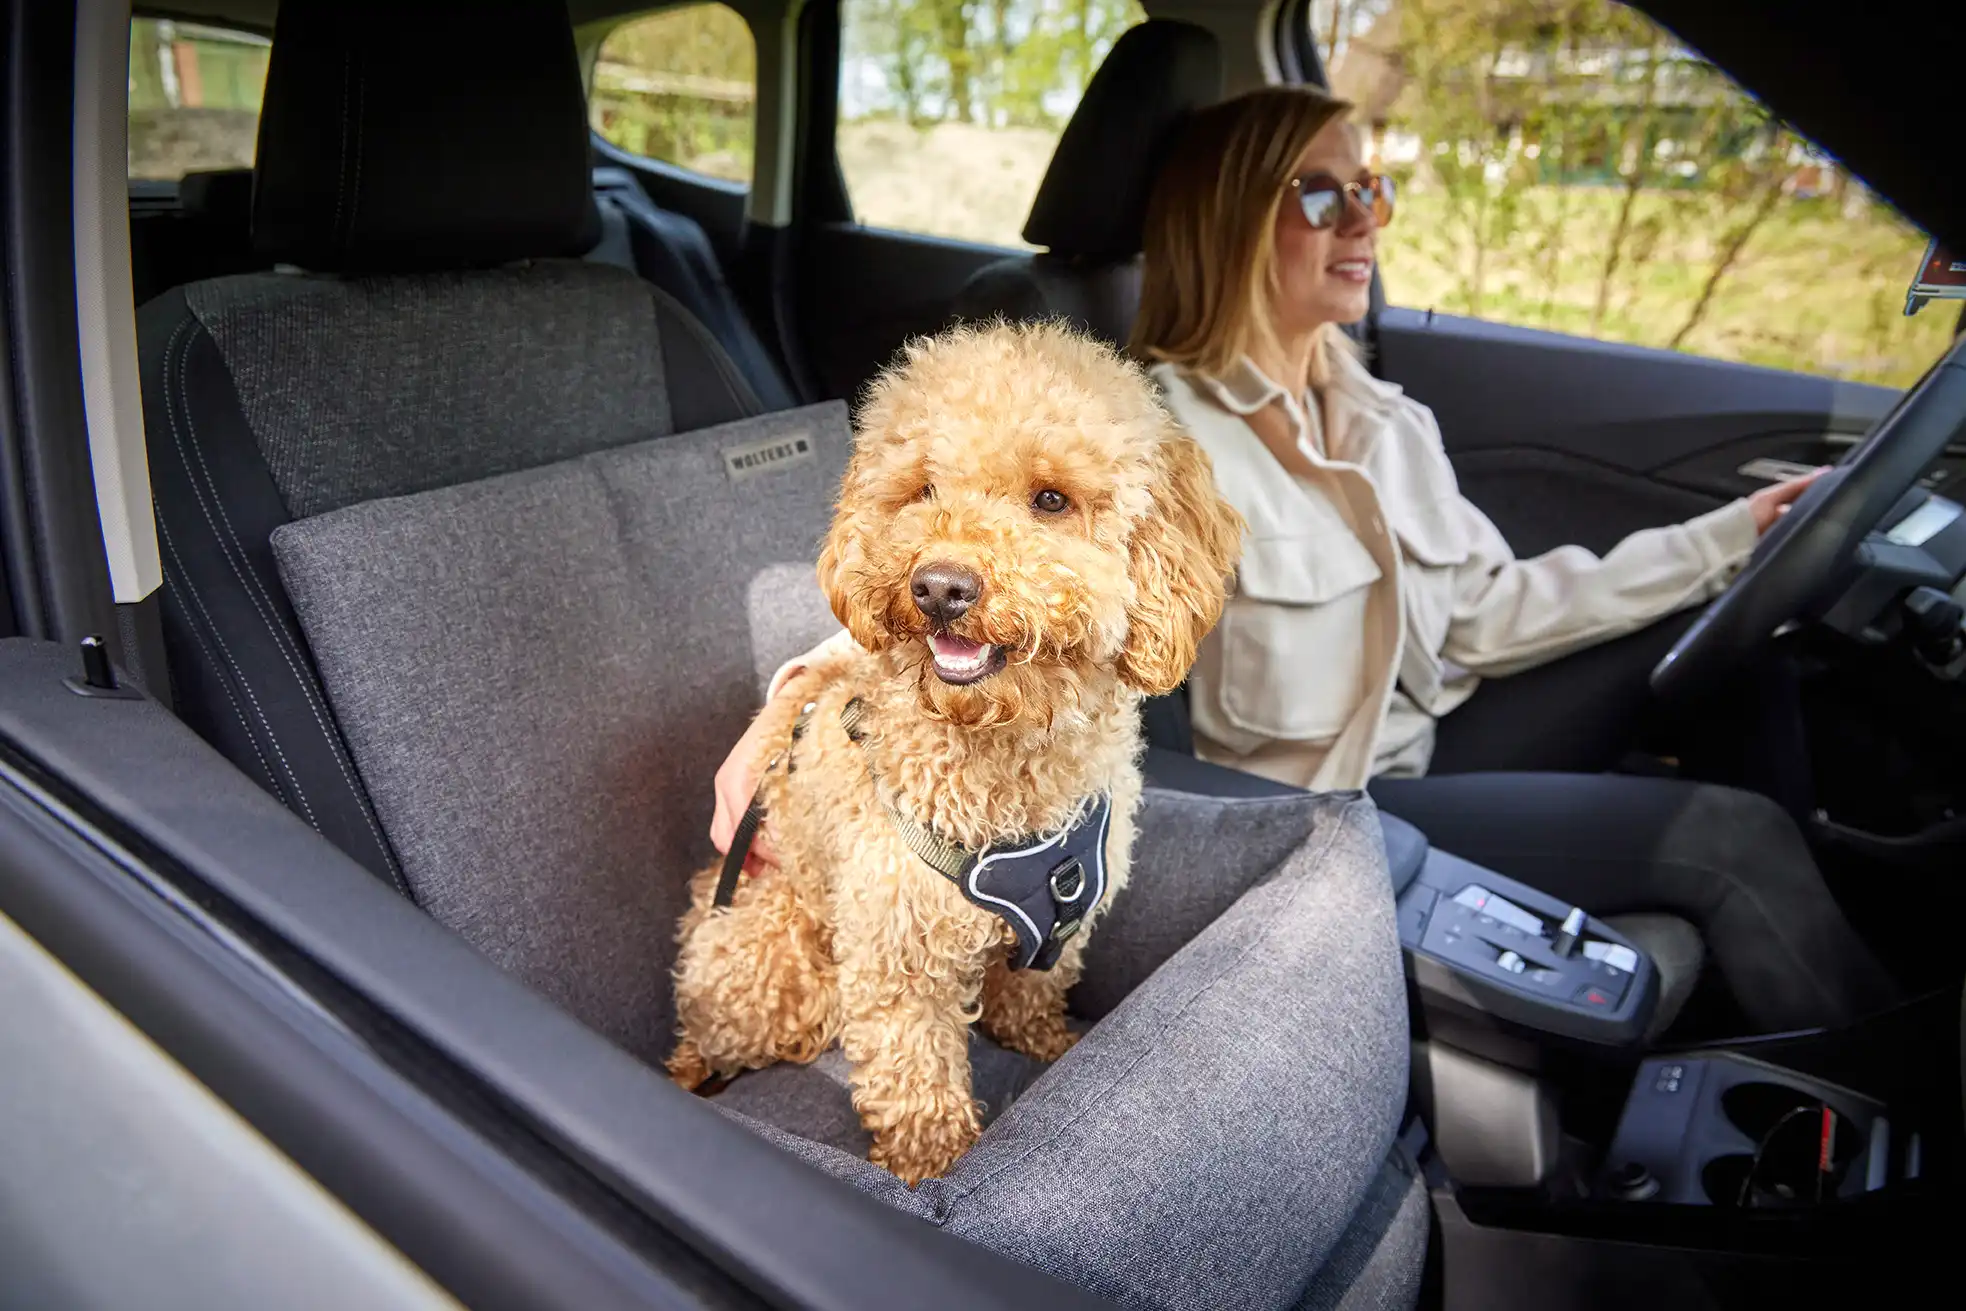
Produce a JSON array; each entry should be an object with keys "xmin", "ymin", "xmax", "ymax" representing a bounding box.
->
[{"xmin": 1703, "ymin": 1081, "xmax": 1863, "ymax": 1207}]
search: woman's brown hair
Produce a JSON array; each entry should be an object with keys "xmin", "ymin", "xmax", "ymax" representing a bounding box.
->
[{"xmin": 1129, "ymin": 86, "xmax": 1359, "ymax": 385}]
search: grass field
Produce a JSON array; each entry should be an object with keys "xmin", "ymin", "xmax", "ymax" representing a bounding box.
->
[{"xmin": 836, "ymin": 119, "xmax": 1955, "ymax": 388}]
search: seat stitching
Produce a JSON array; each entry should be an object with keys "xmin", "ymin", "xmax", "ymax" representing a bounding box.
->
[
  {"xmin": 155, "ymin": 502, "xmax": 319, "ymax": 829},
  {"xmin": 160, "ymin": 315, "xmax": 320, "ymax": 831},
  {"xmin": 159, "ymin": 546, "xmax": 278, "ymax": 797},
  {"xmin": 171, "ymin": 314, "xmax": 411, "ymax": 896}
]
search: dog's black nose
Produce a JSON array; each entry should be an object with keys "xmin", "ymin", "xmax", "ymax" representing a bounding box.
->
[{"xmin": 911, "ymin": 562, "xmax": 982, "ymax": 624}]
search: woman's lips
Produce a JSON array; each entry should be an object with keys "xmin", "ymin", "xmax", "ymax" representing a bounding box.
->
[{"xmin": 1327, "ymin": 258, "xmax": 1374, "ymax": 284}]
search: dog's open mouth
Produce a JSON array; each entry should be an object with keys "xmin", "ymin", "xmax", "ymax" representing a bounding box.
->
[{"xmin": 928, "ymin": 633, "xmax": 1008, "ymax": 685}]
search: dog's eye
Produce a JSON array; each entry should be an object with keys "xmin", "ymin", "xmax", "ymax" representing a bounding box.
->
[{"xmin": 1031, "ymin": 489, "xmax": 1070, "ymax": 515}]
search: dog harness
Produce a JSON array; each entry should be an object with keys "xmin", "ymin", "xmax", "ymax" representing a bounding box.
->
[{"xmin": 713, "ymin": 698, "xmax": 1113, "ymax": 971}]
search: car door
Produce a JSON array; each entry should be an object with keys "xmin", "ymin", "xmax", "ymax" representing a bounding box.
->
[{"xmin": 1318, "ymin": 0, "xmax": 1959, "ymax": 560}]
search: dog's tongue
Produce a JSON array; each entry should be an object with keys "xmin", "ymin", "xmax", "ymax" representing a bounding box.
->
[{"xmin": 930, "ymin": 633, "xmax": 986, "ymax": 660}]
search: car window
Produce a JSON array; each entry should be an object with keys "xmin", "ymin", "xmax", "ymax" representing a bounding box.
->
[
  {"xmin": 837, "ymin": 0, "xmax": 1148, "ymax": 247},
  {"xmin": 590, "ymin": 4, "xmax": 756, "ymax": 185},
  {"xmin": 1317, "ymin": 0, "xmax": 1954, "ymax": 386},
  {"xmin": 128, "ymin": 18, "xmax": 269, "ymax": 182}
]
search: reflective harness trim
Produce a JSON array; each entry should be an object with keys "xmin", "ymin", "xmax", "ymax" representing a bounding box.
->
[{"xmin": 714, "ymin": 697, "xmax": 1112, "ymax": 970}]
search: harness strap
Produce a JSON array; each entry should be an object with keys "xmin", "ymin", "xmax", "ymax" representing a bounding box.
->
[
  {"xmin": 842, "ymin": 697, "xmax": 983, "ymax": 880},
  {"xmin": 713, "ymin": 698, "xmax": 1104, "ymax": 972}
]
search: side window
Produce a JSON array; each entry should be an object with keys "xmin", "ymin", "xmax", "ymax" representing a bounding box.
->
[
  {"xmin": 127, "ymin": 19, "xmax": 270, "ymax": 181},
  {"xmin": 591, "ymin": 4, "xmax": 757, "ymax": 185},
  {"xmin": 1321, "ymin": 0, "xmax": 1951, "ymax": 386},
  {"xmin": 837, "ymin": 0, "xmax": 1148, "ymax": 247}
]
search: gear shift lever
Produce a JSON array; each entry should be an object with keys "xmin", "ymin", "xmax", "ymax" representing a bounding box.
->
[{"xmin": 1551, "ymin": 907, "xmax": 1586, "ymax": 958}]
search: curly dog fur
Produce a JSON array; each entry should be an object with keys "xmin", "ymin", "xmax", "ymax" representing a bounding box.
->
[{"xmin": 669, "ymin": 320, "xmax": 1243, "ymax": 1185}]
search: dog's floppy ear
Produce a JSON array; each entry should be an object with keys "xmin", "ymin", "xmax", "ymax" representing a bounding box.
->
[
  {"xmin": 1117, "ymin": 428, "xmax": 1245, "ymax": 695},
  {"xmin": 815, "ymin": 462, "xmax": 895, "ymax": 653}
]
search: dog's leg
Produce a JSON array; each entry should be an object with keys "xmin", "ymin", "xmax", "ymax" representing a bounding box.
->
[
  {"xmin": 839, "ymin": 975, "xmax": 986, "ymax": 1187},
  {"xmin": 671, "ymin": 865, "xmax": 840, "ymax": 1085},
  {"xmin": 979, "ymin": 941, "xmax": 1084, "ymax": 1063}
]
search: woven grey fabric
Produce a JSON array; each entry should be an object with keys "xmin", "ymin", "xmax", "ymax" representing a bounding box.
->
[
  {"xmin": 711, "ymin": 1034, "xmax": 1046, "ymax": 1156},
  {"xmin": 726, "ymin": 793, "xmax": 1412, "ymax": 1311},
  {"xmin": 271, "ymin": 404, "xmax": 850, "ymax": 1060},
  {"xmin": 187, "ymin": 261, "xmax": 673, "ymax": 518},
  {"xmin": 1293, "ymin": 1151, "xmax": 1429, "ymax": 1311},
  {"xmin": 1072, "ymin": 786, "xmax": 1324, "ymax": 1021}
]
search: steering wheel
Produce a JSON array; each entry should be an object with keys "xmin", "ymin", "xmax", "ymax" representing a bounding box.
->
[{"xmin": 1651, "ymin": 333, "xmax": 1966, "ymax": 704}]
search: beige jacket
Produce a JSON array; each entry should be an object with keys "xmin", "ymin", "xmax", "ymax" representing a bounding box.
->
[{"xmin": 1155, "ymin": 349, "xmax": 1759, "ymax": 792}]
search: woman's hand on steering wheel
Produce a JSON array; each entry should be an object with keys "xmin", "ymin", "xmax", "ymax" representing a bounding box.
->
[{"xmin": 1747, "ymin": 467, "xmax": 1830, "ymax": 535}]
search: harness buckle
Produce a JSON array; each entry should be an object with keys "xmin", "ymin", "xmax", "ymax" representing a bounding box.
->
[{"xmin": 1049, "ymin": 857, "xmax": 1086, "ymax": 904}]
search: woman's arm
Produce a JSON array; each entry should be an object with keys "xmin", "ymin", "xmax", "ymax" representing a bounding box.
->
[
  {"xmin": 710, "ymin": 628, "xmax": 859, "ymax": 865},
  {"xmin": 765, "ymin": 627, "xmax": 858, "ymax": 700},
  {"xmin": 1441, "ymin": 472, "xmax": 1819, "ymax": 679}
]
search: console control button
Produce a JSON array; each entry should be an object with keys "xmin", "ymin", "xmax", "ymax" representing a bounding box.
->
[
  {"xmin": 1452, "ymin": 884, "xmax": 1544, "ymax": 935},
  {"xmin": 1573, "ymin": 983, "xmax": 1615, "ymax": 1008},
  {"xmin": 1496, "ymin": 949, "xmax": 1527, "ymax": 974},
  {"xmin": 1583, "ymin": 940, "xmax": 1640, "ymax": 972}
]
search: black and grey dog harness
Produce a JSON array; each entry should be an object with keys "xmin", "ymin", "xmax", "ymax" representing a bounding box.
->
[{"xmin": 713, "ymin": 698, "xmax": 1113, "ymax": 971}]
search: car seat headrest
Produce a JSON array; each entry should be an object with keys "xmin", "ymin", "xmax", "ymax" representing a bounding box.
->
[
  {"xmin": 1020, "ymin": 20, "xmax": 1224, "ymax": 262},
  {"xmin": 251, "ymin": 0, "xmax": 599, "ymax": 273}
]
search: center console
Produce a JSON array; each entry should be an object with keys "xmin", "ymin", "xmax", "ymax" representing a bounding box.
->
[
  {"xmin": 1387, "ymin": 827, "xmax": 1954, "ymax": 1307},
  {"xmin": 1396, "ymin": 847, "xmax": 1659, "ymax": 1053},
  {"xmin": 1601, "ymin": 1052, "xmax": 1910, "ymax": 1208}
]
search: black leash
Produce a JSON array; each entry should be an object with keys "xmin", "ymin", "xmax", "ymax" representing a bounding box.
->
[
  {"xmin": 712, "ymin": 798, "xmax": 767, "ymax": 908},
  {"xmin": 713, "ymin": 699, "xmax": 819, "ymax": 909}
]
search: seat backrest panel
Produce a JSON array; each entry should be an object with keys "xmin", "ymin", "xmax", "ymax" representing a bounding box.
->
[
  {"xmin": 185, "ymin": 262, "xmax": 681, "ymax": 518},
  {"xmin": 270, "ymin": 405, "xmax": 851, "ymax": 1057}
]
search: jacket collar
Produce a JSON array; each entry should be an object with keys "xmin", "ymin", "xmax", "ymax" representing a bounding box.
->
[{"xmin": 1183, "ymin": 344, "xmax": 1404, "ymax": 463}]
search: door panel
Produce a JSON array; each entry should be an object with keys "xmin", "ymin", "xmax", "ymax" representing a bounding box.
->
[
  {"xmin": 795, "ymin": 222, "xmax": 1008, "ymax": 401},
  {"xmin": 1376, "ymin": 307, "xmax": 1903, "ymax": 556}
]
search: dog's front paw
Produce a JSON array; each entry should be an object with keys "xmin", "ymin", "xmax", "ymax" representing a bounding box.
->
[{"xmin": 867, "ymin": 1089, "xmax": 984, "ymax": 1186}]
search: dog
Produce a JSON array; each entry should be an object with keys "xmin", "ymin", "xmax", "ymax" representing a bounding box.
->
[{"xmin": 668, "ymin": 320, "xmax": 1244, "ymax": 1185}]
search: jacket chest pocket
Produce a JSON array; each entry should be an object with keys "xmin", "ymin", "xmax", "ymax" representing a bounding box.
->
[
  {"xmin": 1217, "ymin": 533, "xmax": 1383, "ymax": 743},
  {"xmin": 1392, "ymin": 499, "xmax": 1470, "ymax": 702}
]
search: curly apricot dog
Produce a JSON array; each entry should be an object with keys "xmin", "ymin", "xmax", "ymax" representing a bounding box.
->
[{"xmin": 668, "ymin": 320, "xmax": 1243, "ymax": 1185}]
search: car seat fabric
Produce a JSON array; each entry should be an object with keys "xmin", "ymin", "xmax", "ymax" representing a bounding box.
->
[
  {"xmin": 269, "ymin": 407, "xmax": 850, "ymax": 1058},
  {"xmin": 722, "ymin": 793, "xmax": 1411, "ymax": 1311},
  {"xmin": 271, "ymin": 407, "xmax": 1418, "ymax": 1310}
]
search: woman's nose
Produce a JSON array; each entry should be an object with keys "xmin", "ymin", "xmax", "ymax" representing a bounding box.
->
[{"xmin": 1335, "ymin": 193, "xmax": 1377, "ymax": 236}]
